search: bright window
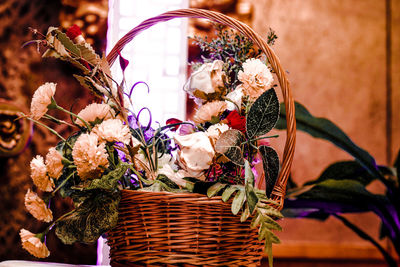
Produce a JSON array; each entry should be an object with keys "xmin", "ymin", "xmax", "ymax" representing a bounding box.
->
[{"xmin": 107, "ymin": 0, "xmax": 188, "ymax": 126}]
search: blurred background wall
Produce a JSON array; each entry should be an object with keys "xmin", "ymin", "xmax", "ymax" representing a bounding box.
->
[{"xmin": 0, "ymin": 0, "xmax": 398, "ymax": 266}]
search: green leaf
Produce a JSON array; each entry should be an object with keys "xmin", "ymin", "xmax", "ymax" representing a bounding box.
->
[
  {"xmin": 76, "ymin": 43, "xmax": 100, "ymax": 66},
  {"xmin": 258, "ymin": 204, "xmax": 284, "ymax": 219},
  {"xmin": 297, "ymin": 179, "xmax": 389, "ymax": 207},
  {"xmin": 52, "ymin": 29, "xmax": 81, "ymax": 58},
  {"xmin": 231, "ymin": 189, "xmax": 246, "ymax": 215},
  {"xmin": 240, "ymin": 204, "xmax": 251, "ymax": 222},
  {"xmin": 73, "ymin": 75, "xmax": 111, "ymax": 98},
  {"xmin": 259, "ymin": 146, "xmax": 280, "ymax": 197},
  {"xmin": 246, "ymin": 88, "xmax": 280, "ymax": 138},
  {"xmin": 245, "ymin": 160, "xmax": 255, "ymax": 186},
  {"xmin": 250, "ymin": 212, "xmax": 261, "ymax": 229},
  {"xmin": 265, "ymin": 232, "xmax": 273, "ymax": 267},
  {"xmin": 304, "ymin": 161, "xmax": 379, "ymax": 186},
  {"xmin": 246, "ymin": 185, "xmax": 259, "ymax": 214},
  {"xmin": 55, "ymin": 192, "xmax": 120, "ymax": 244},
  {"xmin": 262, "ymin": 216, "xmax": 283, "ymax": 231},
  {"xmin": 207, "ymin": 182, "xmax": 227, "ymax": 197},
  {"xmin": 276, "ymin": 101, "xmax": 383, "ymax": 180},
  {"xmin": 138, "ymin": 180, "xmax": 186, "ymax": 193},
  {"xmin": 394, "ymin": 149, "xmax": 400, "ymax": 176},
  {"xmin": 222, "ymin": 186, "xmax": 239, "ymax": 202},
  {"xmin": 84, "ymin": 162, "xmax": 130, "ymax": 191},
  {"xmin": 215, "ymin": 129, "xmax": 245, "ymax": 166}
]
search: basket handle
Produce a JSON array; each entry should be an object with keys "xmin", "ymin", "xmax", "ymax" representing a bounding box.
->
[{"xmin": 106, "ymin": 8, "xmax": 296, "ymax": 210}]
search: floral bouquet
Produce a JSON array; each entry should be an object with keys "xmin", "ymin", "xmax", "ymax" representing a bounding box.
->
[{"xmin": 20, "ymin": 10, "xmax": 293, "ymax": 267}]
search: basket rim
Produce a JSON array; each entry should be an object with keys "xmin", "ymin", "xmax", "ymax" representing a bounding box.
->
[{"xmin": 106, "ymin": 8, "xmax": 296, "ymax": 210}]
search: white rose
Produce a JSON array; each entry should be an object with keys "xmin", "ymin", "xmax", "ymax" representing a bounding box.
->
[
  {"xmin": 206, "ymin": 123, "xmax": 230, "ymax": 143},
  {"xmin": 174, "ymin": 132, "xmax": 215, "ymax": 176},
  {"xmin": 185, "ymin": 60, "xmax": 225, "ymax": 102},
  {"xmin": 225, "ymin": 86, "xmax": 244, "ymax": 110}
]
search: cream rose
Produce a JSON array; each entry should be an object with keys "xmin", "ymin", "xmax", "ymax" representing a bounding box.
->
[
  {"xmin": 30, "ymin": 82, "xmax": 56, "ymax": 120},
  {"xmin": 185, "ymin": 60, "xmax": 225, "ymax": 102},
  {"xmin": 206, "ymin": 123, "xmax": 230, "ymax": 144},
  {"xmin": 24, "ymin": 189, "xmax": 53, "ymax": 223},
  {"xmin": 19, "ymin": 229, "xmax": 50, "ymax": 258},
  {"xmin": 174, "ymin": 132, "xmax": 215, "ymax": 178},
  {"xmin": 238, "ymin": 58, "xmax": 273, "ymax": 100},
  {"xmin": 225, "ymin": 86, "xmax": 244, "ymax": 110}
]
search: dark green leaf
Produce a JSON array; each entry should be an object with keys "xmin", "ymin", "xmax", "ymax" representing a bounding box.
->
[
  {"xmin": 156, "ymin": 174, "xmax": 180, "ymax": 189},
  {"xmin": 55, "ymin": 192, "xmax": 120, "ymax": 244},
  {"xmin": 276, "ymin": 101, "xmax": 383, "ymax": 181},
  {"xmin": 394, "ymin": 149, "xmax": 400, "ymax": 176},
  {"xmin": 84, "ymin": 162, "xmax": 130, "ymax": 191},
  {"xmin": 305, "ymin": 161, "xmax": 378, "ymax": 186},
  {"xmin": 207, "ymin": 182, "xmax": 227, "ymax": 197},
  {"xmin": 192, "ymin": 181, "xmax": 217, "ymax": 195},
  {"xmin": 297, "ymin": 179, "xmax": 389, "ymax": 207},
  {"xmin": 259, "ymin": 146, "xmax": 280, "ymax": 197},
  {"xmin": 246, "ymin": 88, "xmax": 280, "ymax": 138},
  {"xmin": 231, "ymin": 189, "xmax": 245, "ymax": 215},
  {"xmin": 215, "ymin": 129, "xmax": 245, "ymax": 166}
]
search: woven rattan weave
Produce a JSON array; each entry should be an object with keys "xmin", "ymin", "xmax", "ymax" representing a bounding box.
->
[{"xmin": 106, "ymin": 8, "xmax": 296, "ymax": 266}]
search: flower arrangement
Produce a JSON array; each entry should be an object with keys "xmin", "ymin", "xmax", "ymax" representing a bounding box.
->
[{"xmin": 20, "ymin": 22, "xmax": 283, "ymax": 265}]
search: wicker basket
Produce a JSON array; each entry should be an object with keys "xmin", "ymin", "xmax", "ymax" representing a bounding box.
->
[{"xmin": 106, "ymin": 8, "xmax": 296, "ymax": 267}]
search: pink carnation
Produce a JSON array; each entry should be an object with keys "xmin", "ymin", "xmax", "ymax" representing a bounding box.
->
[
  {"xmin": 72, "ymin": 133, "xmax": 109, "ymax": 180},
  {"xmin": 20, "ymin": 229, "xmax": 50, "ymax": 258},
  {"xmin": 30, "ymin": 82, "xmax": 56, "ymax": 120},
  {"xmin": 24, "ymin": 189, "xmax": 53, "ymax": 223},
  {"xmin": 75, "ymin": 103, "xmax": 114, "ymax": 127},
  {"xmin": 30, "ymin": 155, "xmax": 54, "ymax": 192},
  {"xmin": 92, "ymin": 119, "xmax": 131, "ymax": 144},
  {"xmin": 45, "ymin": 147, "xmax": 63, "ymax": 179}
]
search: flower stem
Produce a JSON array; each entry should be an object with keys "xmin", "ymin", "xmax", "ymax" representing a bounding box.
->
[
  {"xmin": 44, "ymin": 114, "xmax": 76, "ymax": 128},
  {"xmin": 52, "ymin": 171, "xmax": 76, "ymax": 197},
  {"xmin": 55, "ymin": 104, "xmax": 91, "ymax": 131},
  {"xmin": 130, "ymin": 166, "xmax": 144, "ymax": 189},
  {"xmin": 22, "ymin": 115, "xmax": 66, "ymax": 142}
]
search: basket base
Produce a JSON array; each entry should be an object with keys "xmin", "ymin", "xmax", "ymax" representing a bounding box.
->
[
  {"xmin": 108, "ymin": 191, "xmax": 263, "ymax": 267},
  {"xmin": 110, "ymin": 260, "xmax": 259, "ymax": 267}
]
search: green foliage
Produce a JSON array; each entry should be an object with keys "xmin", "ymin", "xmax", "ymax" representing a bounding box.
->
[
  {"xmin": 304, "ymin": 161, "xmax": 379, "ymax": 186},
  {"xmin": 73, "ymin": 75, "xmax": 111, "ymax": 99},
  {"xmin": 215, "ymin": 129, "xmax": 245, "ymax": 166},
  {"xmin": 246, "ymin": 88, "xmax": 280, "ymax": 139},
  {"xmin": 207, "ymin": 182, "xmax": 227, "ymax": 197},
  {"xmin": 75, "ymin": 162, "xmax": 130, "ymax": 191},
  {"xmin": 55, "ymin": 192, "xmax": 120, "ymax": 244},
  {"xmin": 259, "ymin": 146, "xmax": 280, "ymax": 197}
]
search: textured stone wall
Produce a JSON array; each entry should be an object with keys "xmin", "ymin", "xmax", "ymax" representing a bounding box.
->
[{"xmin": 0, "ymin": 0, "xmax": 97, "ymax": 263}]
